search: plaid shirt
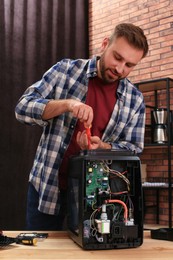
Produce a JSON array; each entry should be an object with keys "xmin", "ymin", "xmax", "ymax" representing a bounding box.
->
[{"xmin": 15, "ymin": 56, "xmax": 145, "ymax": 215}]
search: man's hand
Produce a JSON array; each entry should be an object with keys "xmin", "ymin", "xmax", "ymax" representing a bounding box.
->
[
  {"xmin": 69, "ymin": 100, "xmax": 93, "ymax": 128},
  {"xmin": 76, "ymin": 130, "xmax": 111, "ymax": 150},
  {"xmin": 42, "ymin": 99, "xmax": 93, "ymax": 127}
]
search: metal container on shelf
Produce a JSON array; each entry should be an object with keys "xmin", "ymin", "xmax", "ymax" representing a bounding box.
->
[
  {"xmin": 151, "ymin": 108, "xmax": 168, "ymax": 144},
  {"xmin": 152, "ymin": 108, "xmax": 167, "ymax": 124},
  {"xmin": 153, "ymin": 124, "xmax": 168, "ymax": 143}
]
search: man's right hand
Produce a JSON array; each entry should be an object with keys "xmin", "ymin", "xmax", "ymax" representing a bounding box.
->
[
  {"xmin": 42, "ymin": 99, "xmax": 93, "ymax": 128},
  {"xmin": 69, "ymin": 100, "xmax": 93, "ymax": 128}
]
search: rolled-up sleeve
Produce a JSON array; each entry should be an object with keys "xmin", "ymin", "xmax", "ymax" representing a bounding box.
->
[
  {"xmin": 15, "ymin": 90, "xmax": 50, "ymax": 126},
  {"xmin": 15, "ymin": 61, "xmax": 63, "ymax": 126}
]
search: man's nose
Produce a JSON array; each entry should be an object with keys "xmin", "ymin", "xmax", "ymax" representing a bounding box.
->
[{"xmin": 116, "ymin": 62, "xmax": 125, "ymax": 74}]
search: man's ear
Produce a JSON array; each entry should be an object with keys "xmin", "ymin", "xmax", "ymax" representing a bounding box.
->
[{"xmin": 100, "ymin": 37, "xmax": 109, "ymax": 52}]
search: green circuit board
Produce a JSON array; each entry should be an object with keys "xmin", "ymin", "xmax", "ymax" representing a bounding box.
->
[{"xmin": 85, "ymin": 161, "xmax": 110, "ymax": 206}]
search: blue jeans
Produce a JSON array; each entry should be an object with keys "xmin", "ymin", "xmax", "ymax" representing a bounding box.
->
[{"xmin": 26, "ymin": 183, "xmax": 67, "ymax": 231}]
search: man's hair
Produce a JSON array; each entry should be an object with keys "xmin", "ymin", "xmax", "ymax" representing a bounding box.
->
[{"xmin": 109, "ymin": 23, "xmax": 149, "ymax": 58}]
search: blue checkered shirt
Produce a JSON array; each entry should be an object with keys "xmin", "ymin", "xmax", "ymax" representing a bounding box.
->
[{"xmin": 15, "ymin": 56, "xmax": 145, "ymax": 215}]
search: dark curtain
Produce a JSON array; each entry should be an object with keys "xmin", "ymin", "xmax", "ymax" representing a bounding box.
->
[{"xmin": 0, "ymin": 0, "xmax": 89, "ymax": 230}]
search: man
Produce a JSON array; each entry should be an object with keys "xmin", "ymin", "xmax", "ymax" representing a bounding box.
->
[{"xmin": 15, "ymin": 23, "xmax": 149, "ymax": 230}]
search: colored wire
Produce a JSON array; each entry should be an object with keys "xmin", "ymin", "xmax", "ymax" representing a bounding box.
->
[
  {"xmin": 105, "ymin": 199, "xmax": 128, "ymax": 223},
  {"xmin": 100, "ymin": 161, "xmax": 130, "ymax": 190}
]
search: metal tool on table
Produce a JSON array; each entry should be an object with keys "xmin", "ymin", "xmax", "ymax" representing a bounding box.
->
[{"xmin": 0, "ymin": 232, "xmax": 48, "ymax": 248}]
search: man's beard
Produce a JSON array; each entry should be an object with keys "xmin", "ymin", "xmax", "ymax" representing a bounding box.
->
[{"xmin": 99, "ymin": 55, "xmax": 122, "ymax": 83}]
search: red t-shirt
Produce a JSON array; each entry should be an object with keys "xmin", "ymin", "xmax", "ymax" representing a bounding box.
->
[{"xmin": 59, "ymin": 77, "xmax": 118, "ymax": 189}]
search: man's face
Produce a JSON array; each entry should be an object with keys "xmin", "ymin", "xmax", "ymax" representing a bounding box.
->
[{"xmin": 98, "ymin": 36, "xmax": 144, "ymax": 83}]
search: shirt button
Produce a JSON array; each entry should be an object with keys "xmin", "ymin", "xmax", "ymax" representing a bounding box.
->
[{"xmin": 70, "ymin": 124, "xmax": 74, "ymax": 129}]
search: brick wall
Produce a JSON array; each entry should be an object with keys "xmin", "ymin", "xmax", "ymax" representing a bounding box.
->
[
  {"xmin": 89, "ymin": 0, "xmax": 173, "ymax": 226},
  {"xmin": 89, "ymin": 0, "xmax": 173, "ymax": 82}
]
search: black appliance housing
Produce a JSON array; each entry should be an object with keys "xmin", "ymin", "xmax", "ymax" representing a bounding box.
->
[{"xmin": 67, "ymin": 150, "xmax": 143, "ymax": 250}]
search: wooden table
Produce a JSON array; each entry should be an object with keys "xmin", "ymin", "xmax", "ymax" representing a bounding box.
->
[{"xmin": 0, "ymin": 231, "xmax": 173, "ymax": 259}]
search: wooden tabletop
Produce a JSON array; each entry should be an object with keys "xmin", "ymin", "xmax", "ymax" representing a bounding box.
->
[{"xmin": 0, "ymin": 231, "xmax": 173, "ymax": 259}]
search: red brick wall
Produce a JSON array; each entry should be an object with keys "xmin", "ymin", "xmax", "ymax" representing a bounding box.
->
[
  {"xmin": 89, "ymin": 0, "xmax": 173, "ymax": 226},
  {"xmin": 89, "ymin": 0, "xmax": 173, "ymax": 82}
]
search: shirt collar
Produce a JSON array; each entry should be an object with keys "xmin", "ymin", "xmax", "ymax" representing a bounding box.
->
[
  {"xmin": 86, "ymin": 56, "xmax": 100, "ymax": 78},
  {"xmin": 86, "ymin": 57, "xmax": 130, "ymax": 100}
]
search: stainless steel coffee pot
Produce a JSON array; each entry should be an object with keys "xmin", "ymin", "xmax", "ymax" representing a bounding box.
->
[
  {"xmin": 153, "ymin": 124, "xmax": 168, "ymax": 143},
  {"xmin": 152, "ymin": 108, "xmax": 168, "ymax": 144},
  {"xmin": 152, "ymin": 108, "xmax": 167, "ymax": 124}
]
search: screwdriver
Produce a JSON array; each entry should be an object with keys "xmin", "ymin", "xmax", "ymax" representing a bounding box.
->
[
  {"xmin": 85, "ymin": 125, "xmax": 91, "ymax": 149},
  {"xmin": 16, "ymin": 233, "xmax": 38, "ymax": 245}
]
